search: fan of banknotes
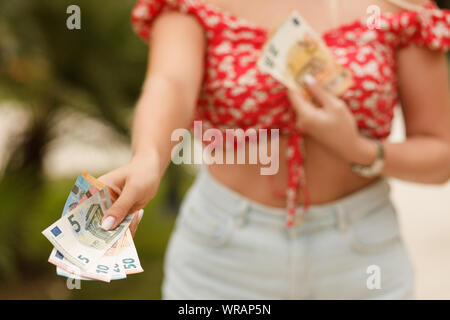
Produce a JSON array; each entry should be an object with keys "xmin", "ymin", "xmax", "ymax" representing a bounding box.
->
[
  {"xmin": 42, "ymin": 172, "xmax": 143, "ymax": 282},
  {"xmin": 257, "ymin": 10, "xmax": 353, "ymax": 97}
]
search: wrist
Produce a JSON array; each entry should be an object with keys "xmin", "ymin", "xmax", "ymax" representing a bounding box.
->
[
  {"xmin": 349, "ymin": 136, "xmax": 379, "ymax": 166},
  {"xmin": 132, "ymin": 147, "xmax": 163, "ymax": 177},
  {"xmin": 350, "ymin": 137, "xmax": 386, "ymax": 178},
  {"xmin": 132, "ymin": 141, "xmax": 160, "ymax": 159}
]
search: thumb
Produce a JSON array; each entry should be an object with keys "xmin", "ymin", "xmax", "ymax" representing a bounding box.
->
[
  {"xmin": 129, "ymin": 209, "xmax": 145, "ymax": 237},
  {"xmin": 101, "ymin": 183, "xmax": 139, "ymax": 231}
]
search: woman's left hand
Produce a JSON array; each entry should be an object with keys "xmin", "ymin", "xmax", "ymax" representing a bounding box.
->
[{"xmin": 288, "ymin": 75, "xmax": 377, "ymax": 165}]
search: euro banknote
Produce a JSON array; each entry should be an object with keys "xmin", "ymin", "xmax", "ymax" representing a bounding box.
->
[
  {"xmin": 51, "ymin": 235, "xmax": 123, "ymax": 282},
  {"xmin": 80, "ymin": 173, "xmax": 142, "ymax": 276},
  {"xmin": 49, "ymin": 173, "xmax": 118, "ymax": 281},
  {"xmin": 47, "ymin": 173, "xmax": 142, "ymax": 281},
  {"xmin": 257, "ymin": 10, "xmax": 353, "ymax": 97},
  {"xmin": 42, "ymin": 187, "xmax": 135, "ymax": 272},
  {"xmin": 115, "ymin": 229, "xmax": 143, "ymax": 275},
  {"xmin": 54, "ymin": 235, "xmax": 127, "ymax": 281},
  {"xmin": 49, "ymin": 173, "xmax": 96, "ymax": 280}
]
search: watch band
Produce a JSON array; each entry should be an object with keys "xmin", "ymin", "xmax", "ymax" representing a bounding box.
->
[{"xmin": 351, "ymin": 140, "xmax": 385, "ymax": 178}]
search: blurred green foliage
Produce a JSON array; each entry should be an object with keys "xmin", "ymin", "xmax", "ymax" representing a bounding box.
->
[
  {"xmin": 0, "ymin": 0, "xmax": 192, "ymax": 298},
  {"xmin": 0, "ymin": 170, "xmax": 194, "ymax": 299}
]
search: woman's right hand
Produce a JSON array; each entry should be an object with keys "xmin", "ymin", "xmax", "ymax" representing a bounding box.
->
[{"xmin": 98, "ymin": 152, "xmax": 162, "ymax": 236}]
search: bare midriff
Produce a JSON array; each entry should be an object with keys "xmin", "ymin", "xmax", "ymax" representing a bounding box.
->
[{"xmin": 208, "ymin": 135, "xmax": 379, "ymax": 208}]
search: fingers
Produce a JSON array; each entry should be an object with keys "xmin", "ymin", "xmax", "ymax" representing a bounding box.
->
[
  {"xmin": 129, "ymin": 209, "xmax": 144, "ymax": 237},
  {"xmin": 101, "ymin": 182, "xmax": 141, "ymax": 231},
  {"xmin": 288, "ymin": 89, "xmax": 326, "ymax": 130},
  {"xmin": 303, "ymin": 74, "xmax": 338, "ymax": 107},
  {"xmin": 98, "ymin": 167, "xmax": 127, "ymax": 195}
]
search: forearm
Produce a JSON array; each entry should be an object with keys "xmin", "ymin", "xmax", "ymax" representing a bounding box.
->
[
  {"xmin": 381, "ymin": 135, "xmax": 450, "ymax": 184},
  {"xmin": 131, "ymin": 73, "xmax": 196, "ymax": 178},
  {"xmin": 355, "ymin": 134, "xmax": 450, "ymax": 184}
]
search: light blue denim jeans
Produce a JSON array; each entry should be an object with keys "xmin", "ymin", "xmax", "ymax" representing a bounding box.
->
[{"xmin": 162, "ymin": 166, "xmax": 414, "ymax": 299}]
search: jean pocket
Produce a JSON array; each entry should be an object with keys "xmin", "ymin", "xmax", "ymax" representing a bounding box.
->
[
  {"xmin": 178, "ymin": 198, "xmax": 235, "ymax": 247},
  {"xmin": 348, "ymin": 200, "xmax": 402, "ymax": 254}
]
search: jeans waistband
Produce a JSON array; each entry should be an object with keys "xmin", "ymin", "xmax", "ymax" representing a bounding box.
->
[{"xmin": 193, "ymin": 166, "xmax": 393, "ymax": 232}]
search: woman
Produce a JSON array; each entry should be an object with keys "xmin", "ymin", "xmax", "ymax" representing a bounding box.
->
[{"xmin": 99, "ymin": 0, "xmax": 450, "ymax": 299}]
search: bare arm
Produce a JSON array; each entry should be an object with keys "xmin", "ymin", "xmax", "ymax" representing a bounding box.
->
[
  {"xmin": 99, "ymin": 12, "xmax": 205, "ymax": 232},
  {"xmin": 132, "ymin": 11, "xmax": 205, "ymax": 173},
  {"xmin": 381, "ymin": 47, "xmax": 450, "ymax": 184},
  {"xmin": 351, "ymin": 0, "xmax": 450, "ymax": 183}
]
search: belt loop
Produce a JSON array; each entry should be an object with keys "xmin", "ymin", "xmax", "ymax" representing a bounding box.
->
[
  {"xmin": 235, "ymin": 200, "xmax": 249, "ymax": 228},
  {"xmin": 335, "ymin": 204, "xmax": 348, "ymax": 232}
]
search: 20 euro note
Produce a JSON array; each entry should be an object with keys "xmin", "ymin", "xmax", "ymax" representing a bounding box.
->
[
  {"xmin": 42, "ymin": 188, "xmax": 135, "ymax": 271},
  {"xmin": 257, "ymin": 10, "xmax": 353, "ymax": 97},
  {"xmin": 62, "ymin": 173, "xmax": 94, "ymax": 214}
]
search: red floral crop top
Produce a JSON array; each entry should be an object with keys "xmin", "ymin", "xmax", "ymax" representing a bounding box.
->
[{"xmin": 131, "ymin": 0, "xmax": 450, "ymax": 226}]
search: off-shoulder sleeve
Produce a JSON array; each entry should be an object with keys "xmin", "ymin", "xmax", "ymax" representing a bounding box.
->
[
  {"xmin": 392, "ymin": 2, "xmax": 450, "ymax": 51},
  {"xmin": 131, "ymin": 0, "xmax": 186, "ymax": 43}
]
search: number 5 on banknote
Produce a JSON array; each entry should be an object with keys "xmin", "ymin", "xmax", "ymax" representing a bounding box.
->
[{"xmin": 42, "ymin": 189, "xmax": 135, "ymax": 271}]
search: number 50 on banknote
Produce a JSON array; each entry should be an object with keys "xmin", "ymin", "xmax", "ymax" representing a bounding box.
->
[{"xmin": 257, "ymin": 11, "xmax": 353, "ymax": 97}]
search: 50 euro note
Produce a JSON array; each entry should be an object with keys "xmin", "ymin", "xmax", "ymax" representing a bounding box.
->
[
  {"xmin": 53, "ymin": 231, "xmax": 140, "ymax": 282},
  {"xmin": 257, "ymin": 10, "xmax": 353, "ymax": 97},
  {"xmin": 42, "ymin": 188, "xmax": 135, "ymax": 271},
  {"xmin": 115, "ymin": 229, "xmax": 143, "ymax": 275}
]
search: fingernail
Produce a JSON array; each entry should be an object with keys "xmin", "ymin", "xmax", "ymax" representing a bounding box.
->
[
  {"xmin": 101, "ymin": 216, "xmax": 115, "ymax": 231},
  {"xmin": 304, "ymin": 74, "xmax": 316, "ymax": 85},
  {"xmin": 137, "ymin": 209, "xmax": 144, "ymax": 223}
]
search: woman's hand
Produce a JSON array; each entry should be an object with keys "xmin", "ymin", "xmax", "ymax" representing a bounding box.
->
[
  {"xmin": 288, "ymin": 75, "xmax": 378, "ymax": 166},
  {"xmin": 98, "ymin": 152, "xmax": 162, "ymax": 236}
]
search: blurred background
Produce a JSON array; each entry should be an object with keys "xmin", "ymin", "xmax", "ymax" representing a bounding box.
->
[{"xmin": 0, "ymin": 0, "xmax": 449, "ymax": 299}]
